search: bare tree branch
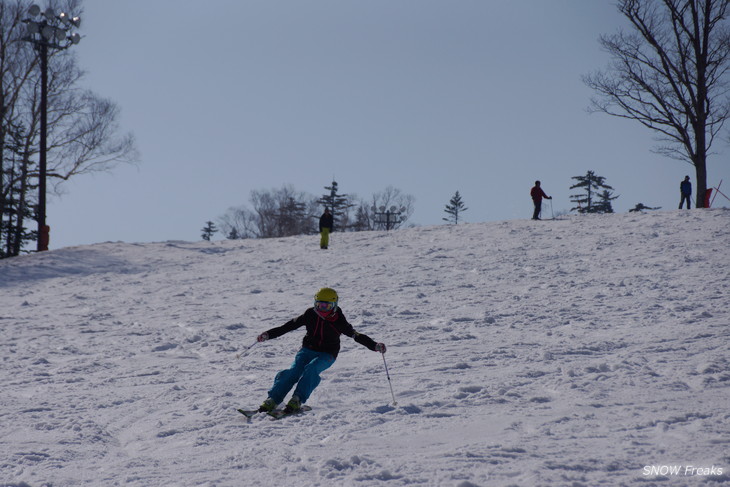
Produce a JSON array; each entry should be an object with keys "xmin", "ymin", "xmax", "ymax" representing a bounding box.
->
[
  {"xmin": 1, "ymin": 0, "xmax": 138, "ymax": 255},
  {"xmin": 584, "ymin": 0, "xmax": 730, "ymax": 207}
]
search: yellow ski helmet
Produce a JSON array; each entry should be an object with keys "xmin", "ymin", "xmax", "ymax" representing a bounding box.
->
[
  {"xmin": 314, "ymin": 287, "xmax": 339, "ymax": 314},
  {"xmin": 314, "ymin": 287, "xmax": 338, "ymax": 303}
]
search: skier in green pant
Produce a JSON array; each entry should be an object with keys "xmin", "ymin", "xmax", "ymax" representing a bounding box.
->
[
  {"xmin": 319, "ymin": 208, "xmax": 333, "ymax": 249},
  {"xmin": 257, "ymin": 287, "xmax": 387, "ymax": 413}
]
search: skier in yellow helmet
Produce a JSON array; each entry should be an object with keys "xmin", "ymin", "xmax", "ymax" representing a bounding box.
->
[{"xmin": 256, "ymin": 287, "xmax": 387, "ymax": 414}]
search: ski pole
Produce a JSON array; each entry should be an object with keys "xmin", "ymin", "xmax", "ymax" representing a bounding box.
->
[
  {"xmin": 550, "ymin": 199, "xmax": 555, "ymax": 220},
  {"xmin": 381, "ymin": 353, "xmax": 398, "ymax": 406},
  {"xmin": 236, "ymin": 340, "xmax": 258, "ymax": 359}
]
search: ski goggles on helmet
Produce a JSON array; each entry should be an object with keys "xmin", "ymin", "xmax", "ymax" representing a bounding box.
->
[{"xmin": 314, "ymin": 300, "xmax": 336, "ymax": 313}]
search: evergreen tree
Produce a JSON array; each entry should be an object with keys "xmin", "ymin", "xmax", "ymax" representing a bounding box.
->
[
  {"xmin": 201, "ymin": 221, "xmax": 217, "ymax": 241},
  {"xmin": 629, "ymin": 203, "xmax": 661, "ymax": 213},
  {"xmin": 569, "ymin": 171, "xmax": 617, "ymax": 214},
  {"xmin": 317, "ymin": 180, "xmax": 354, "ymax": 231},
  {"xmin": 595, "ymin": 189, "xmax": 619, "ymax": 214},
  {"xmin": 443, "ymin": 191, "xmax": 468, "ymax": 224},
  {"xmin": 1, "ymin": 122, "xmax": 35, "ymax": 258}
]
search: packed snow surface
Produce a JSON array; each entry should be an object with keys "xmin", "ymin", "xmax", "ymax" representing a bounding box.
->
[{"xmin": 1, "ymin": 209, "xmax": 729, "ymax": 487}]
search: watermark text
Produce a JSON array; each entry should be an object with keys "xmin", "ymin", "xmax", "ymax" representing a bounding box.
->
[{"xmin": 643, "ymin": 465, "xmax": 724, "ymax": 477}]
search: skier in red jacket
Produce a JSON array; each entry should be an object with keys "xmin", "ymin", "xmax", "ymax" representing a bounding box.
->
[
  {"xmin": 256, "ymin": 287, "xmax": 386, "ymax": 414},
  {"xmin": 530, "ymin": 181, "xmax": 552, "ymax": 220}
]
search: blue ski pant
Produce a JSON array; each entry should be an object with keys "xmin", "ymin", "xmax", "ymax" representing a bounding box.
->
[{"xmin": 268, "ymin": 347, "xmax": 336, "ymax": 405}]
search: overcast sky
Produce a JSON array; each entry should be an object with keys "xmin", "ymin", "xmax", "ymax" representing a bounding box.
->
[{"xmin": 46, "ymin": 0, "xmax": 729, "ymax": 249}]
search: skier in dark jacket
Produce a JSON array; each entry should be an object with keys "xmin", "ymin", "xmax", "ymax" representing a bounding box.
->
[
  {"xmin": 679, "ymin": 176, "xmax": 692, "ymax": 209},
  {"xmin": 530, "ymin": 181, "xmax": 552, "ymax": 220},
  {"xmin": 319, "ymin": 208, "xmax": 334, "ymax": 249},
  {"xmin": 256, "ymin": 287, "xmax": 386, "ymax": 413}
]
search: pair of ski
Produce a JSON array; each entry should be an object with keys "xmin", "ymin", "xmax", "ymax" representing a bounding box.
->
[{"xmin": 237, "ymin": 405, "xmax": 312, "ymax": 420}]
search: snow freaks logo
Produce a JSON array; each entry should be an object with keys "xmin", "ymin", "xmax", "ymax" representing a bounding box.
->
[{"xmin": 642, "ymin": 465, "xmax": 724, "ymax": 477}]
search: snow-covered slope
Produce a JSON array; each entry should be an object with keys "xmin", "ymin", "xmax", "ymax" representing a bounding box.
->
[{"xmin": 2, "ymin": 210, "xmax": 729, "ymax": 487}]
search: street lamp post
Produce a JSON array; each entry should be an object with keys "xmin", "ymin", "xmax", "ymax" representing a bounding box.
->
[
  {"xmin": 372, "ymin": 205, "xmax": 406, "ymax": 231},
  {"xmin": 22, "ymin": 4, "xmax": 81, "ymax": 251}
]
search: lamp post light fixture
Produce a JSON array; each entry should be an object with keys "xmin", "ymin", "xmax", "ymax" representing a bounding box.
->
[
  {"xmin": 22, "ymin": 4, "xmax": 81, "ymax": 251},
  {"xmin": 372, "ymin": 205, "xmax": 406, "ymax": 231}
]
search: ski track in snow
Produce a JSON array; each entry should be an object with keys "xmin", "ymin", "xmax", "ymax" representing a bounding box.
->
[{"xmin": 1, "ymin": 209, "xmax": 729, "ymax": 487}]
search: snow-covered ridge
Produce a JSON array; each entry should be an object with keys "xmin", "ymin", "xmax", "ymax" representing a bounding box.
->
[{"xmin": 2, "ymin": 210, "xmax": 729, "ymax": 486}]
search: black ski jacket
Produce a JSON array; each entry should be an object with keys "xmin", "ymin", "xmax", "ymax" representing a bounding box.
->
[
  {"xmin": 319, "ymin": 213, "xmax": 334, "ymax": 232},
  {"xmin": 265, "ymin": 307, "xmax": 377, "ymax": 359}
]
